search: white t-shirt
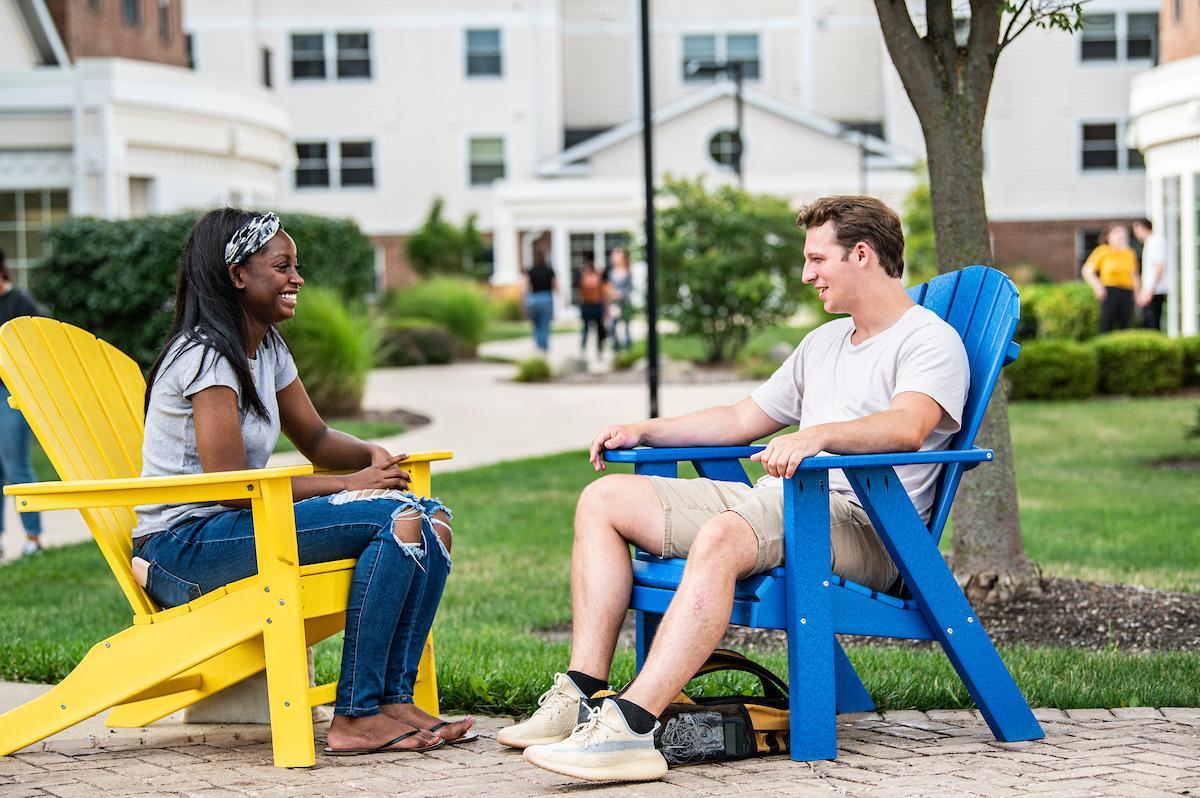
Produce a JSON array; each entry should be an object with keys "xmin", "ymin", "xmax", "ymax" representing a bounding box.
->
[
  {"xmin": 750, "ymin": 305, "xmax": 970, "ymax": 521},
  {"xmin": 1140, "ymin": 233, "xmax": 1168, "ymax": 296}
]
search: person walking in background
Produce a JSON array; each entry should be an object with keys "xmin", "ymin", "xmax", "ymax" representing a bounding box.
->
[
  {"xmin": 524, "ymin": 249, "xmax": 557, "ymax": 355},
  {"xmin": 578, "ymin": 259, "xmax": 608, "ymax": 359},
  {"xmin": 1082, "ymin": 224, "xmax": 1140, "ymax": 334},
  {"xmin": 1133, "ymin": 218, "xmax": 1168, "ymax": 331},
  {"xmin": 607, "ymin": 247, "xmax": 634, "ymax": 353},
  {"xmin": 0, "ymin": 247, "xmax": 45, "ymax": 559}
]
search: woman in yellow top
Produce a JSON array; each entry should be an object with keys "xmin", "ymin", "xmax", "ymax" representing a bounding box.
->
[{"xmin": 1082, "ymin": 224, "xmax": 1141, "ymax": 333}]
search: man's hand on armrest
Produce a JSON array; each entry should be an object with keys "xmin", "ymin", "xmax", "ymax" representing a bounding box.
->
[
  {"xmin": 588, "ymin": 397, "xmax": 784, "ymax": 472},
  {"xmin": 750, "ymin": 391, "xmax": 947, "ymax": 478}
]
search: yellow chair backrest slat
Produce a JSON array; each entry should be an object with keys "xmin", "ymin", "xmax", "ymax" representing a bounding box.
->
[{"xmin": 0, "ymin": 317, "xmax": 153, "ymax": 615}]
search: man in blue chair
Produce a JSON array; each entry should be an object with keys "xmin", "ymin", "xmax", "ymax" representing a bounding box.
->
[{"xmin": 499, "ymin": 196, "xmax": 970, "ymax": 782}]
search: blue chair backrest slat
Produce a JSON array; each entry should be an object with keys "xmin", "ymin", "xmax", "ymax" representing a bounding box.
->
[{"xmin": 905, "ymin": 266, "xmax": 1020, "ymax": 542}]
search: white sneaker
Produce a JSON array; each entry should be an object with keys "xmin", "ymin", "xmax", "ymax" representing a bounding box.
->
[
  {"xmin": 497, "ymin": 673, "xmax": 588, "ymax": 749},
  {"xmin": 523, "ymin": 698, "xmax": 667, "ymax": 782},
  {"xmin": 21, "ymin": 540, "xmax": 42, "ymax": 557}
]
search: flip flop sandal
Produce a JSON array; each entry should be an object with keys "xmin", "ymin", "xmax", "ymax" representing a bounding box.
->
[
  {"xmin": 428, "ymin": 720, "xmax": 479, "ymax": 744},
  {"xmin": 323, "ymin": 730, "xmax": 446, "ymax": 756}
]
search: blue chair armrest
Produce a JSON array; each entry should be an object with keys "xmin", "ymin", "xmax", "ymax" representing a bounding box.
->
[{"xmin": 603, "ymin": 446, "xmax": 994, "ymax": 469}]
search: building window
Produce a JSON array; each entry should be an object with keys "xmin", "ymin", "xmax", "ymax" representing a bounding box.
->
[
  {"xmin": 261, "ymin": 47, "xmax": 272, "ymax": 88},
  {"xmin": 123, "ymin": 0, "xmax": 141, "ymax": 27},
  {"xmin": 291, "ymin": 34, "xmax": 326, "ymax": 80},
  {"xmin": 336, "ymin": 32, "xmax": 371, "ymax": 79},
  {"xmin": 340, "ymin": 141, "xmax": 375, "ymax": 187},
  {"xmin": 726, "ymin": 34, "xmax": 760, "ymax": 79},
  {"xmin": 1126, "ymin": 13, "xmax": 1157, "ymax": 60},
  {"xmin": 0, "ymin": 190, "xmax": 70, "ymax": 285},
  {"xmin": 682, "ymin": 35, "xmax": 717, "ymax": 80},
  {"xmin": 185, "ymin": 33, "xmax": 195, "ymax": 69},
  {"xmin": 295, "ymin": 142, "xmax": 330, "ymax": 188},
  {"xmin": 683, "ymin": 33, "xmax": 760, "ymax": 81},
  {"xmin": 1080, "ymin": 12, "xmax": 1157, "ymax": 62},
  {"xmin": 158, "ymin": 0, "xmax": 170, "ymax": 42},
  {"xmin": 1080, "ymin": 121, "xmax": 1144, "ymax": 172},
  {"xmin": 1077, "ymin": 228, "xmax": 1102, "ymax": 268},
  {"xmin": 708, "ymin": 130, "xmax": 742, "ymax": 168},
  {"xmin": 469, "ymin": 137, "xmax": 505, "ymax": 185},
  {"xmin": 466, "ymin": 29, "xmax": 502, "ymax": 76}
]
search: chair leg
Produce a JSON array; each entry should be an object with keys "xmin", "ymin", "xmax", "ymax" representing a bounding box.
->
[
  {"xmin": 845, "ymin": 468, "xmax": 1043, "ymax": 743},
  {"xmin": 834, "ymin": 641, "xmax": 875, "ymax": 713},
  {"xmin": 412, "ymin": 634, "xmax": 439, "ymax": 717},
  {"xmin": 0, "ymin": 598, "xmax": 259, "ymax": 757},
  {"xmin": 634, "ymin": 610, "xmax": 661, "ymax": 673},
  {"xmin": 783, "ymin": 472, "xmax": 838, "ymax": 761}
]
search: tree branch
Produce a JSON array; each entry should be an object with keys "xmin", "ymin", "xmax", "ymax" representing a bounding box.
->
[
  {"xmin": 873, "ymin": 0, "xmax": 939, "ymax": 119},
  {"xmin": 1000, "ymin": 0, "xmax": 1031, "ymax": 49}
]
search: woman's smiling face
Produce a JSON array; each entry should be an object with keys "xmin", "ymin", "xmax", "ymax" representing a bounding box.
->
[{"xmin": 230, "ymin": 230, "xmax": 303, "ymax": 324}]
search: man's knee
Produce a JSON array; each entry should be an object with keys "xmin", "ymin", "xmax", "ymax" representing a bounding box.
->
[{"xmin": 686, "ymin": 514, "xmax": 757, "ymax": 576}]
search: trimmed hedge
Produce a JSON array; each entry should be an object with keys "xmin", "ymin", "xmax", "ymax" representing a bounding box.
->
[
  {"xmin": 1035, "ymin": 282, "xmax": 1099, "ymax": 342},
  {"xmin": 1007, "ymin": 340, "xmax": 1099, "ymax": 400},
  {"xmin": 1180, "ymin": 335, "xmax": 1200, "ymax": 388},
  {"xmin": 279, "ymin": 287, "xmax": 377, "ymax": 416},
  {"xmin": 1091, "ymin": 330, "xmax": 1184, "ymax": 397},
  {"xmin": 379, "ymin": 318, "xmax": 458, "ymax": 367},
  {"xmin": 383, "ymin": 278, "xmax": 493, "ymax": 355},
  {"xmin": 34, "ymin": 211, "xmax": 376, "ymax": 370}
]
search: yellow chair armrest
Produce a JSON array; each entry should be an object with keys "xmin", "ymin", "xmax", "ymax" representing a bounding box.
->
[
  {"xmin": 312, "ymin": 450, "xmax": 455, "ymax": 475},
  {"xmin": 4, "ymin": 465, "xmax": 315, "ymax": 513}
]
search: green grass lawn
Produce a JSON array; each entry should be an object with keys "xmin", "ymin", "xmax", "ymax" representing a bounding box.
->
[{"xmin": 2, "ymin": 396, "xmax": 1198, "ymax": 714}]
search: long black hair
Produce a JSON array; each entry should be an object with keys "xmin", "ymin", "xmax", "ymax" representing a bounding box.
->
[{"xmin": 144, "ymin": 208, "xmax": 284, "ymax": 419}]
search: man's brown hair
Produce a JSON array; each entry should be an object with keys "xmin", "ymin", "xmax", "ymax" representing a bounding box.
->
[{"xmin": 795, "ymin": 195, "xmax": 905, "ymax": 278}]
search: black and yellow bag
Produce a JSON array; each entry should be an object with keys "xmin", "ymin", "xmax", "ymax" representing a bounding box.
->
[{"xmin": 652, "ymin": 648, "xmax": 790, "ymax": 765}]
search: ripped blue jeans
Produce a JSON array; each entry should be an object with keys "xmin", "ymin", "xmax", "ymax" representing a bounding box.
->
[{"xmin": 132, "ymin": 491, "xmax": 452, "ymax": 717}]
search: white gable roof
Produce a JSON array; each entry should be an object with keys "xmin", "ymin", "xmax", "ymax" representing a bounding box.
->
[
  {"xmin": 8, "ymin": 0, "xmax": 71, "ymax": 68},
  {"xmin": 539, "ymin": 82, "xmax": 917, "ymax": 177}
]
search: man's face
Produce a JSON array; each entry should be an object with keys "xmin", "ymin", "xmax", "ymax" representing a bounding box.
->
[
  {"xmin": 802, "ymin": 221, "xmax": 858, "ymax": 314},
  {"xmin": 1132, "ymin": 222, "xmax": 1148, "ymax": 242}
]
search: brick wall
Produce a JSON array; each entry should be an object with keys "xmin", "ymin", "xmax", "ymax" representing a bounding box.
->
[
  {"xmin": 44, "ymin": 0, "xmax": 186, "ymax": 67},
  {"xmin": 990, "ymin": 218, "xmax": 1138, "ymax": 282},
  {"xmin": 1159, "ymin": 0, "xmax": 1200, "ymax": 63},
  {"xmin": 372, "ymin": 235, "xmax": 419, "ymax": 291}
]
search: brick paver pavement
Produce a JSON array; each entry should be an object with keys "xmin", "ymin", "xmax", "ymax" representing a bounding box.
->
[{"xmin": 2, "ymin": 708, "xmax": 1198, "ymax": 797}]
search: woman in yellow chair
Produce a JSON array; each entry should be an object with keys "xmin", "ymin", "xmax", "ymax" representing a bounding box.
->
[{"xmin": 132, "ymin": 208, "xmax": 474, "ymax": 755}]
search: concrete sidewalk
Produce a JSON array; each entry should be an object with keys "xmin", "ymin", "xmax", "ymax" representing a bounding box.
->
[
  {"xmin": 2, "ymin": 703, "xmax": 1198, "ymax": 796},
  {"xmin": 0, "ymin": 330, "xmax": 756, "ymax": 561}
]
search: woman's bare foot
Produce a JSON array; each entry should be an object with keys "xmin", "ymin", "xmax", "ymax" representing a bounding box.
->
[
  {"xmin": 325, "ymin": 713, "xmax": 439, "ymax": 752},
  {"xmin": 381, "ymin": 702, "xmax": 476, "ymax": 741}
]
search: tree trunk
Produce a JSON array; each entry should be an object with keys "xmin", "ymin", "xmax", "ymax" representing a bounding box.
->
[{"xmin": 868, "ymin": 0, "xmax": 1045, "ymax": 601}]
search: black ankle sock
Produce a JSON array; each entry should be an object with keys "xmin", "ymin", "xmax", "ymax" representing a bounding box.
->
[
  {"xmin": 567, "ymin": 670, "xmax": 608, "ymax": 698},
  {"xmin": 613, "ymin": 698, "xmax": 657, "ymax": 735}
]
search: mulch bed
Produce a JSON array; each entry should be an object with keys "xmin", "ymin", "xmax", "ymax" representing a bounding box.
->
[
  {"xmin": 347, "ymin": 407, "xmax": 431, "ymax": 428},
  {"xmin": 542, "ymin": 576, "xmax": 1200, "ymax": 653}
]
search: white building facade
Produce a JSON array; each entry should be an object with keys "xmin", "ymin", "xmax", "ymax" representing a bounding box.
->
[{"xmin": 0, "ymin": 0, "xmax": 290, "ymax": 283}]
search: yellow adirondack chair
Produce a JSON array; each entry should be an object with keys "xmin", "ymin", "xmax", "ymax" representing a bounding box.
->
[{"xmin": 0, "ymin": 317, "xmax": 451, "ymax": 767}]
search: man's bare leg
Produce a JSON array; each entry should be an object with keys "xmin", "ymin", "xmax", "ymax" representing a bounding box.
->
[
  {"xmin": 621, "ymin": 512, "xmax": 758, "ymax": 715},
  {"xmin": 567, "ymin": 474, "xmax": 667, "ymax": 681}
]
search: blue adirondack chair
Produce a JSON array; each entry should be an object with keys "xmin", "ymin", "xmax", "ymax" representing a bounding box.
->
[{"xmin": 605, "ymin": 265, "xmax": 1043, "ymax": 761}]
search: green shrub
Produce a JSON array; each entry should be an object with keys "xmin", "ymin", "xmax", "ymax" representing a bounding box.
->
[
  {"xmin": 1179, "ymin": 335, "xmax": 1200, "ymax": 388},
  {"xmin": 1006, "ymin": 340, "xmax": 1098, "ymax": 400},
  {"xmin": 496, "ymin": 292, "xmax": 525, "ymax": 322},
  {"xmin": 1090, "ymin": 330, "xmax": 1184, "ymax": 396},
  {"xmin": 384, "ymin": 278, "xmax": 492, "ymax": 355},
  {"xmin": 613, "ymin": 349, "xmax": 642, "ymax": 371},
  {"xmin": 279, "ymin": 287, "xmax": 377, "ymax": 416},
  {"xmin": 1036, "ymin": 282, "xmax": 1099, "ymax": 342},
  {"xmin": 34, "ymin": 212, "xmax": 376, "ymax": 369},
  {"xmin": 405, "ymin": 198, "xmax": 489, "ymax": 280},
  {"xmin": 379, "ymin": 318, "xmax": 458, "ymax": 367},
  {"xmin": 1015, "ymin": 283, "xmax": 1054, "ymax": 341},
  {"xmin": 513, "ymin": 357, "xmax": 552, "ymax": 382}
]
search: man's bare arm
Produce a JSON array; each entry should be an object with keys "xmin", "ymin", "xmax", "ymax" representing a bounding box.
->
[
  {"xmin": 750, "ymin": 392, "xmax": 946, "ymax": 478},
  {"xmin": 588, "ymin": 397, "xmax": 784, "ymax": 471}
]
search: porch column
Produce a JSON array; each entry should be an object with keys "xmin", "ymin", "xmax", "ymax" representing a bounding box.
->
[
  {"xmin": 551, "ymin": 223, "xmax": 570, "ymax": 311},
  {"xmin": 491, "ymin": 210, "xmax": 521, "ymax": 286},
  {"xmin": 1182, "ymin": 173, "xmax": 1197, "ymax": 336}
]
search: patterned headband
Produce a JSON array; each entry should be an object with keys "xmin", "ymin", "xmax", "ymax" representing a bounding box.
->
[{"xmin": 224, "ymin": 212, "xmax": 281, "ymax": 265}]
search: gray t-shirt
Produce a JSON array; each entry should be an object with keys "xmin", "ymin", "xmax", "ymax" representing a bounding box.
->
[
  {"xmin": 750, "ymin": 305, "xmax": 970, "ymax": 521},
  {"xmin": 133, "ymin": 334, "xmax": 298, "ymax": 538}
]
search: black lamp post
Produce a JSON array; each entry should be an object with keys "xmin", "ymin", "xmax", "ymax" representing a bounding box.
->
[
  {"xmin": 685, "ymin": 59, "xmax": 745, "ymax": 187},
  {"xmin": 639, "ymin": 0, "xmax": 659, "ymax": 418}
]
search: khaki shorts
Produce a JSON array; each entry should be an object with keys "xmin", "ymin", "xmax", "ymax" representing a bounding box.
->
[{"xmin": 646, "ymin": 476, "xmax": 899, "ymax": 594}]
